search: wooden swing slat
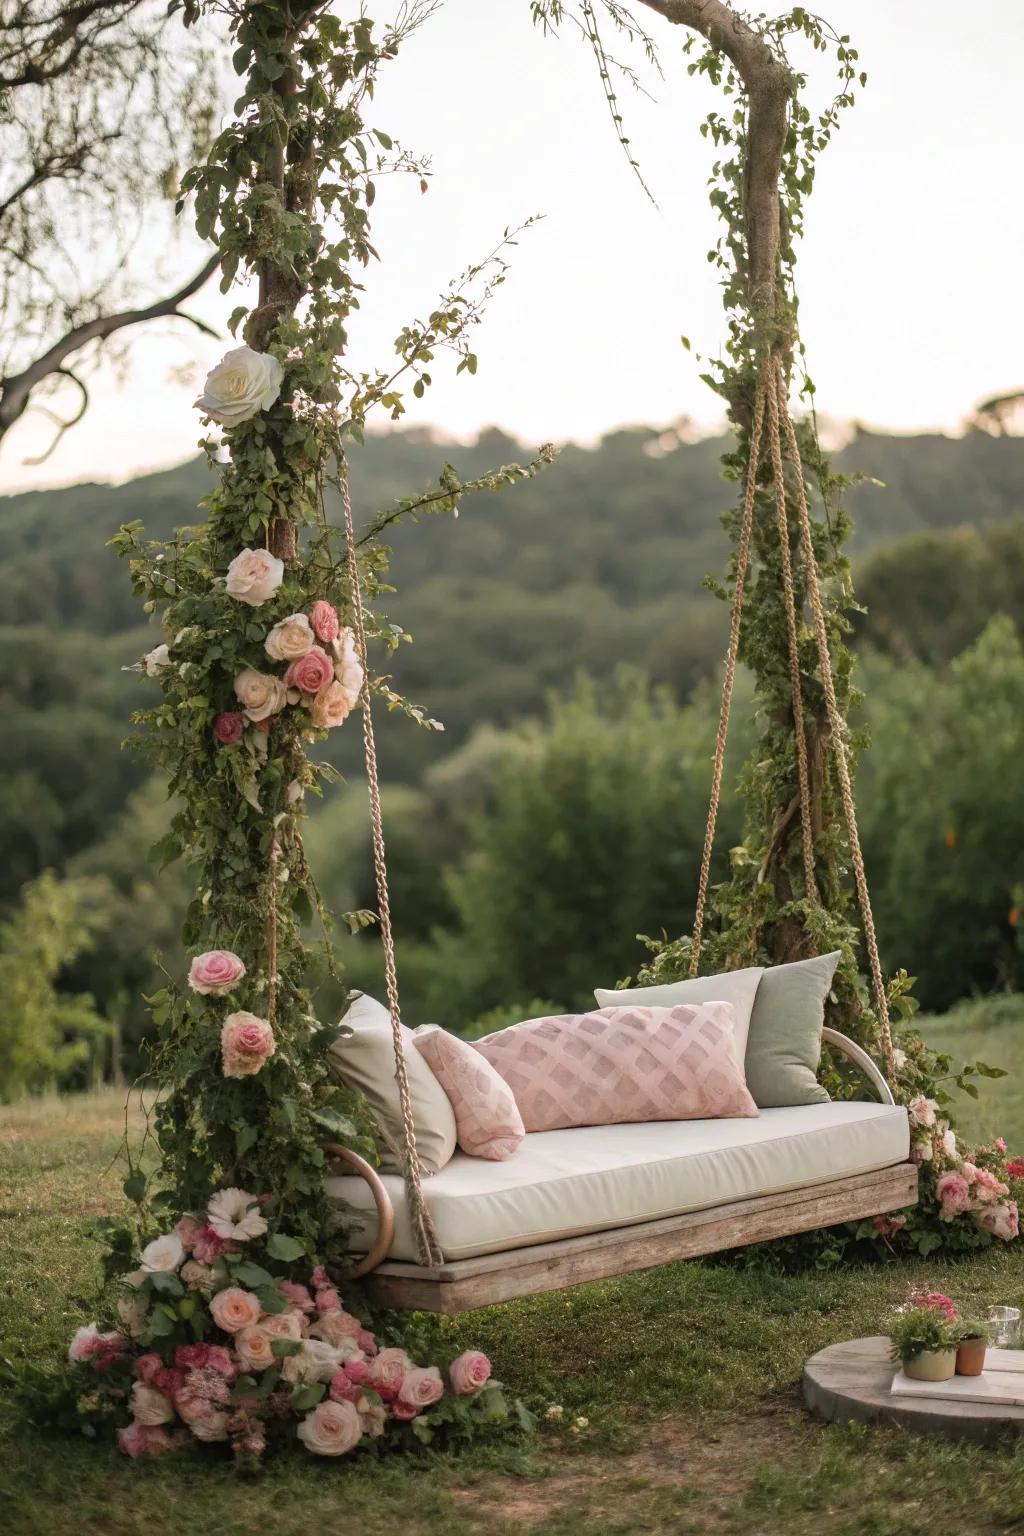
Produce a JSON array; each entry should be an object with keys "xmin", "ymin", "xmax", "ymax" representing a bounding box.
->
[{"xmin": 361, "ymin": 1162, "xmax": 918, "ymax": 1314}]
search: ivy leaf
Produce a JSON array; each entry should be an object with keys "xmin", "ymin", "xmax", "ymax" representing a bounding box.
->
[{"xmin": 266, "ymin": 1233, "xmax": 306, "ymax": 1262}]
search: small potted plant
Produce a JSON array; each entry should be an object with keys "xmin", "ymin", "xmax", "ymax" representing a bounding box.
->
[
  {"xmin": 955, "ymin": 1320, "xmax": 990, "ymax": 1377},
  {"xmin": 889, "ymin": 1307, "xmax": 960, "ymax": 1381}
]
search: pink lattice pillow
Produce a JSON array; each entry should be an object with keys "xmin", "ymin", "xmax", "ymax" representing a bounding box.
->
[
  {"xmin": 413, "ymin": 1026, "xmax": 525, "ymax": 1160},
  {"xmin": 474, "ymin": 1002, "xmax": 758, "ymax": 1131}
]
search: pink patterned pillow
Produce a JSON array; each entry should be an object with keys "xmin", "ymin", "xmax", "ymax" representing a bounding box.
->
[
  {"xmin": 474, "ymin": 1002, "xmax": 758, "ymax": 1131},
  {"xmin": 413, "ymin": 1026, "xmax": 525, "ymax": 1160}
]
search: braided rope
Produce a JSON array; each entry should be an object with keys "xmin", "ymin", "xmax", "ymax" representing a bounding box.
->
[
  {"xmin": 772, "ymin": 362, "xmax": 896, "ymax": 1077},
  {"xmin": 689, "ymin": 366, "xmax": 769, "ymax": 977},
  {"xmin": 765, "ymin": 372, "xmax": 819, "ymax": 902},
  {"xmin": 339, "ymin": 463, "xmax": 444, "ymax": 1269}
]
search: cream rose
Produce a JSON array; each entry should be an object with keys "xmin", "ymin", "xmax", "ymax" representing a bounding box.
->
[
  {"xmin": 265, "ymin": 612, "xmax": 315, "ymax": 662},
  {"xmin": 117, "ymin": 1296, "xmax": 149, "ymax": 1339},
  {"xmin": 188, "ymin": 1409, "xmax": 230, "ymax": 1442},
  {"xmin": 297, "ymin": 1398, "xmax": 363, "ymax": 1457},
  {"xmin": 224, "ymin": 548, "xmax": 284, "ymax": 607},
  {"xmin": 397, "ymin": 1365, "xmax": 444, "ymax": 1410},
  {"xmin": 282, "ymin": 1339, "xmax": 345, "ymax": 1385},
  {"xmin": 195, "ymin": 346, "xmax": 284, "ymax": 427},
  {"xmin": 139, "ymin": 1233, "xmax": 185, "ymax": 1273},
  {"xmin": 221, "ymin": 1011, "xmax": 275, "ymax": 1079},
  {"xmin": 209, "ymin": 1286, "xmax": 262, "ymax": 1334},
  {"xmin": 130, "ymin": 1382, "xmax": 176, "ymax": 1426},
  {"xmin": 234, "ymin": 668, "xmax": 287, "ymax": 723},
  {"xmin": 181, "ymin": 1260, "xmax": 215, "ymax": 1293}
]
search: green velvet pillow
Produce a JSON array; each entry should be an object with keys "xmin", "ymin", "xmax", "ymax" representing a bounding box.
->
[{"xmin": 743, "ymin": 952, "xmax": 841, "ymax": 1107}]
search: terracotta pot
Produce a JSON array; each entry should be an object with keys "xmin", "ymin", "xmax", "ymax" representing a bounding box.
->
[
  {"xmin": 903, "ymin": 1347, "xmax": 957, "ymax": 1382},
  {"xmin": 956, "ymin": 1337, "xmax": 988, "ymax": 1377}
]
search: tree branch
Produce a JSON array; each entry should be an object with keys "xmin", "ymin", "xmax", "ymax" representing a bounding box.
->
[
  {"xmin": 636, "ymin": 0, "xmax": 794, "ymax": 313},
  {"xmin": 0, "ymin": 250, "xmax": 221, "ymax": 441}
]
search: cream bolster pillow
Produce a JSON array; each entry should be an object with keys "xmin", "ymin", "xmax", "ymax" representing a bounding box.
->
[
  {"xmin": 474, "ymin": 1002, "xmax": 758, "ymax": 1132},
  {"xmin": 413, "ymin": 1025, "xmax": 525, "ymax": 1161},
  {"xmin": 593, "ymin": 965, "xmax": 764, "ymax": 1058},
  {"xmin": 325, "ymin": 993, "xmax": 457, "ymax": 1175}
]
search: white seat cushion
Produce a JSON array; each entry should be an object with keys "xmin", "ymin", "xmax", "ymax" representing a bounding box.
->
[{"xmin": 326, "ymin": 1101, "xmax": 909, "ymax": 1263}]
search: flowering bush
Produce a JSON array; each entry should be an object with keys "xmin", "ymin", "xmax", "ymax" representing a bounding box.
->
[{"xmin": 66, "ymin": 1193, "xmax": 521, "ymax": 1464}]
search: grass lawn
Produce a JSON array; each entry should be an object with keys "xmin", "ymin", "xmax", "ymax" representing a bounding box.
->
[{"xmin": 4, "ymin": 1083, "xmax": 1024, "ymax": 1536}]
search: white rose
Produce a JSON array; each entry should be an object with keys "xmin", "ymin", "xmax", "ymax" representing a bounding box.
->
[
  {"xmin": 144, "ymin": 644, "xmax": 170, "ymax": 677},
  {"xmin": 224, "ymin": 548, "xmax": 284, "ymax": 607},
  {"xmin": 188, "ymin": 1410, "xmax": 230, "ymax": 1442},
  {"xmin": 282, "ymin": 1339, "xmax": 344, "ymax": 1385},
  {"xmin": 117, "ymin": 1295, "xmax": 149, "ymax": 1339},
  {"xmin": 297, "ymin": 1399, "xmax": 363, "ymax": 1457},
  {"xmin": 285, "ymin": 779, "xmax": 304, "ymax": 804},
  {"xmin": 332, "ymin": 629, "xmax": 364, "ymax": 706},
  {"xmin": 234, "ymin": 668, "xmax": 287, "ymax": 723},
  {"xmin": 194, "ymin": 345, "xmax": 283, "ymax": 427},
  {"xmin": 265, "ymin": 612, "xmax": 315, "ymax": 662},
  {"xmin": 139, "ymin": 1232, "xmax": 185, "ymax": 1273},
  {"xmin": 130, "ymin": 1382, "xmax": 175, "ymax": 1426},
  {"xmin": 942, "ymin": 1128, "xmax": 957, "ymax": 1158}
]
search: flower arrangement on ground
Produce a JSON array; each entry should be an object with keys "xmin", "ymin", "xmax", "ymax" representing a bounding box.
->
[{"xmin": 68, "ymin": 1190, "xmax": 517, "ymax": 1463}]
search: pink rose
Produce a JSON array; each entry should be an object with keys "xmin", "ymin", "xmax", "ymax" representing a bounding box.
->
[
  {"xmin": 1006, "ymin": 1158, "xmax": 1024, "ymax": 1178},
  {"xmin": 117, "ymin": 1422, "xmax": 179, "ymax": 1460},
  {"xmin": 397, "ymin": 1365, "xmax": 444, "ymax": 1411},
  {"xmin": 328, "ymin": 1369, "xmax": 361, "ymax": 1404},
  {"xmin": 344, "ymin": 1357, "xmax": 371, "ymax": 1386},
  {"xmin": 68, "ymin": 1324, "xmax": 125, "ymax": 1372},
  {"xmin": 996, "ymin": 1137, "xmax": 1008, "ymax": 1152},
  {"xmin": 221, "ymin": 1012, "xmax": 275, "ymax": 1079},
  {"xmin": 174, "ymin": 1214, "xmax": 202, "ymax": 1251},
  {"xmin": 188, "ymin": 949, "xmax": 246, "ymax": 996},
  {"xmin": 261, "ymin": 1311, "xmax": 303, "ymax": 1342},
  {"xmin": 366, "ymin": 1347, "xmax": 410, "ymax": 1403},
  {"xmin": 357, "ymin": 1330, "xmax": 377, "ymax": 1356},
  {"xmin": 973, "ymin": 1166, "xmax": 1010, "ymax": 1203},
  {"xmin": 134, "ymin": 1353, "xmax": 163, "ymax": 1383},
  {"xmin": 314, "ymin": 1286, "xmax": 342, "ymax": 1314},
  {"xmin": 310, "ymin": 600, "xmax": 340, "ymax": 644},
  {"xmin": 191, "ymin": 1225, "xmax": 236, "ymax": 1264},
  {"xmin": 284, "ymin": 646, "xmax": 333, "ymax": 695},
  {"xmin": 278, "ymin": 1280, "xmax": 316, "ymax": 1315},
  {"xmin": 449, "ymin": 1350, "xmax": 491, "ymax": 1396},
  {"xmin": 297, "ymin": 1398, "xmax": 363, "ymax": 1456},
  {"xmin": 391, "ymin": 1399, "xmax": 419, "ymax": 1421},
  {"xmin": 936, "ymin": 1171, "xmax": 971, "ymax": 1219},
  {"xmin": 310, "ymin": 1309, "xmax": 364, "ymax": 1349},
  {"xmin": 153, "ymin": 1366, "xmax": 185, "ymax": 1401},
  {"xmin": 310, "ymin": 1265, "xmax": 331, "ymax": 1289},
  {"xmin": 214, "ymin": 712, "xmax": 244, "ymax": 746},
  {"xmin": 209, "ymin": 1287, "xmax": 262, "ymax": 1335}
]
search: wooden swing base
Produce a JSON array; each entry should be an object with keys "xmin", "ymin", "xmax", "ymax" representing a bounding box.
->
[{"xmin": 356, "ymin": 1162, "xmax": 918, "ymax": 1315}]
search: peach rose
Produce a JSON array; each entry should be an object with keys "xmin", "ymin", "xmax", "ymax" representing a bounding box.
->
[
  {"xmin": 188, "ymin": 949, "xmax": 246, "ymax": 996},
  {"xmin": 309, "ymin": 1309, "xmax": 362, "ymax": 1348},
  {"xmin": 234, "ymin": 667, "xmax": 287, "ymax": 723},
  {"xmin": 265, "ymin": 612, "xmax": 315, "ymax": 662},
  {"xmin": 235, "ymin": 1325, "xmax": 275, "ymax": 1373},
  {"xmin": 297, "ymin": 1398, "xmax": 363, "ymax": 1457},
  {"xmin": 449, "ymin": 1350, "xmax": 492, "ymax": 1395},
  {"xmin": 397, "ymin": 1365, "xmax": 444, "ymax": 1410},
  {"xmin": 310, "ymin": 679, "xmax": 354, "ymax": 730},
  {"xmin": 221, "ymin": 1012, "xmax": 275, "ymax": 1079},
  {"xmin": 284, "ymin": 645, "xmax": 333, "ymax": 695},
  {"xmin": 223, "ymin": 546, "xmax": 284, "ymax": 605},
  {"xmin": 209, "ymin": 1287, "xmax": 261, "ymax": 1334}
]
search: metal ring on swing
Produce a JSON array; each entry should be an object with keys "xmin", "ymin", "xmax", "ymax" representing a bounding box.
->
[{"xmin": 323, "ymin": 1142, "xmax": 396, "ymax": 1278}]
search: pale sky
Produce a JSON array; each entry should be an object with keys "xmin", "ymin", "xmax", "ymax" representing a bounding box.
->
[{"xmin": 1, "ymin": 0, "xmax": 1022, "ymax": 493}]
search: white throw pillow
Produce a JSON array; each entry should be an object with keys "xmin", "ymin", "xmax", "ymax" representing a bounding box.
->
[
  {"xmin": 326, "ymin": 993, "xmax": 457, "ymax": 1174},
  {"xmin": 593, "ymin": 966, "xmax": 765, "ymax": 1059}
]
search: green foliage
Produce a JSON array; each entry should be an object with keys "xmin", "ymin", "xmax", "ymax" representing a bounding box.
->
[
  {"xmin": 0, "ymin": 871, "xmax": 111, "ymax": 1100},
  {"xmin": 888, "ymin": 1307, "xmax": 959, "ymax": 1365}
]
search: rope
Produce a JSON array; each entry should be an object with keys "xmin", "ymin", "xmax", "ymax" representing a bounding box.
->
[
  {"xmin": 772, "ymin": 361, "xmax": 897, "ymax": 1078},
  {"xmin": 689, "ymin": 364, "xmax": 769, "ymax": 977},
  {"xmin": 338, "ymin": 461, "xmax": 444, "ymax": 1269},
  {"xmin": 765, "ymin": 373, "xmax": 818, "ymax": 903},
  {"xmin": 266, "ymin": 834, "xmax": 280, "ymax": 1029}
]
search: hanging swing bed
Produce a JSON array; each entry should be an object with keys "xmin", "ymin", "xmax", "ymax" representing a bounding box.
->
[{"xmin": 322, "ymin": 352, "xmax": 917, "ymax": 1315}]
